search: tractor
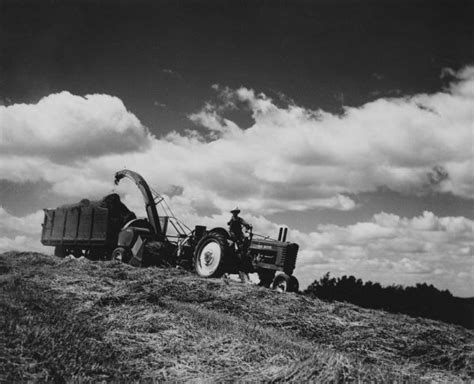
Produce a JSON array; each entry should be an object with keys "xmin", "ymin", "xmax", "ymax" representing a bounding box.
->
[
  {"xmin": 41, "ymin": 169, "xmax": 300, "ymax": 292},
  {"xmin": 189, "ymin": 226, "xmax": 299, "ymax": 292}
]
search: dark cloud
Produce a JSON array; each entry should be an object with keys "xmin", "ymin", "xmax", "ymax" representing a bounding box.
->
[
  {"xmin": 0, "ymin": 179, "xmax": 57, "ymax": 216},
  {"xmin": 428, "ymin": 165, "xmax": 449, "ymax": 186},
  {"xmin": 164, "ymin": 185, "xmax": 184, "ymax": 197}
]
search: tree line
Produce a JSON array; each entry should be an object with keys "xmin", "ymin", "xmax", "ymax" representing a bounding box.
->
[{"xmin": 304, "ymin": 273, "xmax": 473, "ymax": 329}]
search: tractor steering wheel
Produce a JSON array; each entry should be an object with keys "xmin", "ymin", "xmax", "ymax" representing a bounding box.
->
[{"xmin": 244, "ymin": 226, "xmax": 253, "ymax": 243}]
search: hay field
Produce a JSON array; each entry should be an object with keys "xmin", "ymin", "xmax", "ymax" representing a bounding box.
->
[{"xmin": 0, "ymin": 252, "xmax": 472, "ymax": 382}]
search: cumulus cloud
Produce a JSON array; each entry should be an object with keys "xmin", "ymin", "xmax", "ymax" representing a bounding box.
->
[
  {"xmin": 0, "ymin": 207, "xmax": 44, "ymax": 236},
  {"xmin": 292, "ymin": 211, "xmax": 473, "ymax": 296},
  {"xmin": 0, "ymin": 236, "xmax": 43, "ymax": 253},
  {"xmin": 188, "ymin": 107, "xmax": 241, "ymax": 138},
  {"xmin": 0, "ymin": 207, "xmax": 45, "ymax": 253},
  {"xmin": 0, "ymin": 91, "xmax": 152, "ymax": 161},
  {"xmin": 168, "ymin": 65, "xmax": 473, "ymax": 214},
  {"xmin": 203, "ymin": 72, "xmax": 472, "ymax": 199},
  {"xmin": 2, "ymin": 66, "xmax": 473, "ymax": 214}
]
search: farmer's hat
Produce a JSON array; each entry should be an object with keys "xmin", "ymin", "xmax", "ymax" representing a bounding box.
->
[{"xmin": 230, "ymin": 207, "xmax": 241, "ymax": 214}]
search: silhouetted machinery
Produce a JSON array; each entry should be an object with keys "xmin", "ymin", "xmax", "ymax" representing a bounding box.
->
[{"xmin": 41, "ymin": 169, "xmax": 299, "ymax": 292}]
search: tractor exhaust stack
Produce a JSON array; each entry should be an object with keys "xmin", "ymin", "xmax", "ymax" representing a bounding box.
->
[{"xmin": 282, "ymin": 227, "xmax": 288, "ymax": 242}]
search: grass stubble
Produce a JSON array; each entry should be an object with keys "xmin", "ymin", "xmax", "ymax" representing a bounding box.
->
[{"xmin": 0, "ymin": 252, "xmax": 472, "ymax": 383}]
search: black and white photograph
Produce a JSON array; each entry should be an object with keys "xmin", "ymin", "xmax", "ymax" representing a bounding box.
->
[{"xmin": 0, "ymin": 0, "xmax": 473, "ymax": 382}]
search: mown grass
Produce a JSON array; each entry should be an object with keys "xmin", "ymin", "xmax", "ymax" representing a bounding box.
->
[
  {"xmin": 0, "ymin": 279, "xmax": 136, "ymax": 382},
  {"xmin": 0, "ymin": 252, "xmax": 472, "ymax": 383}
]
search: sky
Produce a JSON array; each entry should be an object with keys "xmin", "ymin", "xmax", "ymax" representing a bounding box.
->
[{"xmin": 0, "ymin": 0, "xmax": 473, "ymax": 296}]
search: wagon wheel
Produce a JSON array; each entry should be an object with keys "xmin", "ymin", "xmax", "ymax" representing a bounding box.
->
[
  {"xmin": 72, "ymin": 249, "xmax": 83, "ymax": 258},
  {"xmin": 54, "ymin": 245, "xmax": 67, "ymax": 258}
]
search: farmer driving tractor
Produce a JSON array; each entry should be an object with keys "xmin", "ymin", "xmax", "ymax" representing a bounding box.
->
[{"xmin": 228, "ymin": 207, "xmax": 252, "ymax": 283}]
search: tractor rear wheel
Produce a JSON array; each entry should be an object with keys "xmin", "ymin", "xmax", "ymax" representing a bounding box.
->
[{"xmin": 194, "ymin": 232, "xmax": 229, "ymax": 278}]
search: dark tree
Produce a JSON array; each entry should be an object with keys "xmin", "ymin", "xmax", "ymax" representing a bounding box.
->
[{"xmin": 304, "ymin": 273, "xmax": 473, "ymax": 329}]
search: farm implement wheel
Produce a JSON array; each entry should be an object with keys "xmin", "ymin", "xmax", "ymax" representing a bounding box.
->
[
  {"xmin": 112, "ymin": 247, "xmax": 132, "ymax": 263},
  {"xmin": 54, "ymin": 245, "xmax": 67, "ymax": 258},
  {"xmin": 194, "ymin": 233, "xmax": 229, "ymax": 278}
]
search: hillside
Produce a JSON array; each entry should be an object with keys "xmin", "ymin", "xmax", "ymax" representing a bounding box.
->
[{"xmin": 1, "ymin": 252, "xmax": 472, "ymax": 383}]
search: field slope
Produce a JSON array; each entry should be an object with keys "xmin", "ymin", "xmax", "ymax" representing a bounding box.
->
[{"xmin": 0, "ymin": 252, "xmax": 472, "ymax": 383}]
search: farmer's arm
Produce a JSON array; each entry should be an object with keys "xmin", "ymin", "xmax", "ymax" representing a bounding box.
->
[{"xmin": 240, "ymin": 217, "xmax": 252, "ymax": 229}]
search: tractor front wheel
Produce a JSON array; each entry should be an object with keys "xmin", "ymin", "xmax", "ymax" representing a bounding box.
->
[
  {"xmin": 289, "ymin": 275, "xmax": 299, "ymax": 293},
  {"xmin": 272, "ymin": 273, "xmax": 299, "ymax": 293},
  {"xmin": 194, "ymin": 232, "xmax": 229, "ymax": 278}
]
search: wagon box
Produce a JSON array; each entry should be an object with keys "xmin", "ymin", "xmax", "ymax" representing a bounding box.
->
[
  {"xmin": 42, "ymin": 205, "xmax": 109, "ymax": 242},
  {"xmin": 41, "ymin": 194, "xmax": 135, "ymax": 258}
]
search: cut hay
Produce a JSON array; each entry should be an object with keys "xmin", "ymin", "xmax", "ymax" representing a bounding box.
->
[{"xmin": 1, "ymin": 252, "xmax": 472, "ymax": 382}]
